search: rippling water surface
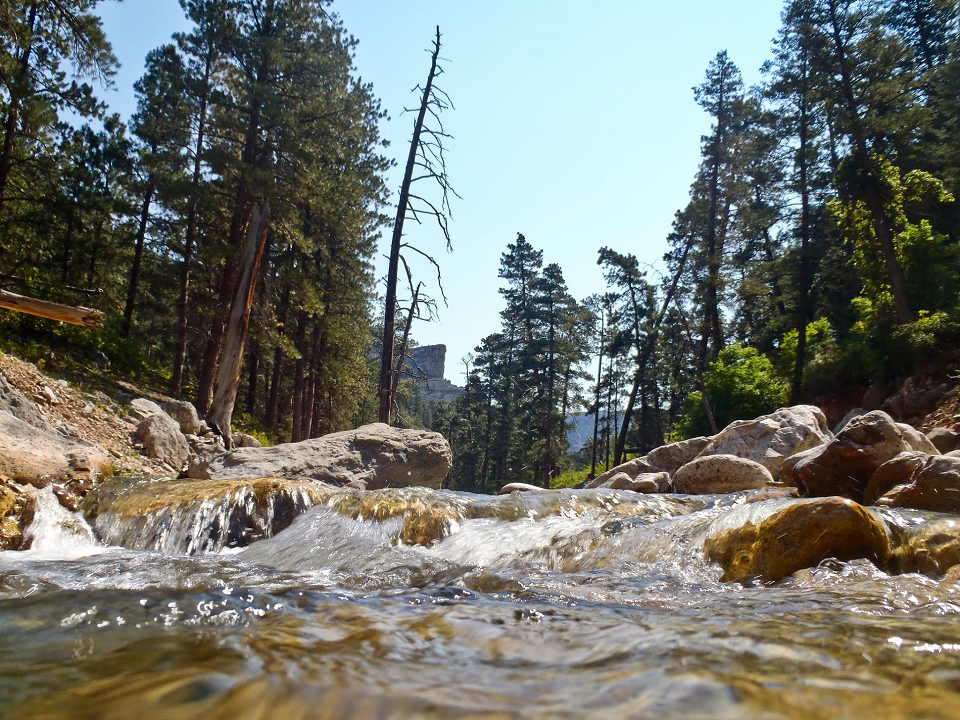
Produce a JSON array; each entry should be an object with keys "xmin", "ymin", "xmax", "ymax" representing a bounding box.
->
[{"xmin": 3, "ymin": 485, "xmax": 960, "ymax": 719}]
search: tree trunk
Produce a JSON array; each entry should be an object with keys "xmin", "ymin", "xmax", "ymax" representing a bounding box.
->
[
  {"xmin": 265, "ymin": 280, "xmax": 291, "ymax": 429},
  {"xmin": 379, "ymin": 28, "xmax": 442, "ymax": 424},
  {"xmin": 390, "ymin": 283, "xmax": 421, "ymax": 408},
  {"xmin": 0, "ymin": 289, "xmax": 103, "ymax": 327},
  {"xmin": 0, "ymin": 4, "xmax": 38, "ymax": 221},
  {"xmin": 792, "ymin": 60, "xmax": 812, "ymax": 404},
  {"xmin": 291, "ymin": 309, "xmax": 308, "ymax": 443},
  {"xmin": 206, "ymin": 202, "xmax": 271, "ymax": 445},
  {"xmin": 589, "ymin": 311, "xmax": 604, "ymax": 479},
  {"xmin": 121, "ymin": 176, "xmax": 155, "ymax": 337}
]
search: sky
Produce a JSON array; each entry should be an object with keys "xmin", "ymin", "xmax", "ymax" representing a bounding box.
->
[{"xmin": 96, "ymin": 0, "xmax": 785, "ymax": 383}]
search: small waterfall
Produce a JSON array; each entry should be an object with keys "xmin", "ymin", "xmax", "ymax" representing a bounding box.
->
[
  {"xmin": 90, "ymin": 481, "xmax": 322, "ymax": 555},
  {"xmin": 22, "ymin": 487, "xmax": 102, "ymax": 558}
]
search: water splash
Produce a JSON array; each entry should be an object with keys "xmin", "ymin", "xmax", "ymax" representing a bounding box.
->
[{"xmin": 20, "ymin": 487, "xmax": 102, "ymax": 559}]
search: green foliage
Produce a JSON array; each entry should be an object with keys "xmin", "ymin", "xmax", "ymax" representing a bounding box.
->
[
  {"xmin": 550, "ymin": 467, "xmax": 590, "ymax": 490},
  {"xmin": 672, "ymin": 345, "xmax": 788, "ymax": 439}
]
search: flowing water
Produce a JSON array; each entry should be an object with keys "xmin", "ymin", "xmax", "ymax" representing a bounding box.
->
[{"xmin": 3, "ymin": 483, "xmax": 960, "ymax": 719}]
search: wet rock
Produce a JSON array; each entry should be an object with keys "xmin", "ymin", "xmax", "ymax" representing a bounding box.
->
[
  {"xmin": 672, "ymin": 454, "xmax": 773, "ymax": 495},
  {"xmin": 890, "ymin": 519, "xmax": 960, "ymax": 576},
  {"xmin": 187, "ymin": 423, "xmax": 452, "ymax": 490},
  {"xmin": 128, "ymin": 398, "xmax": 164, "ymax": 421},
  {"xmin": 897, "ymin": 422, "xmax": 939, "ymax": 454},
  {"xmin": 160, "ymin": 400, "xmax": 201, "ymax": 435},
  {"xmin": 866, "ymin": 452, "xmax": 960, "ymax": 512},
  {"xmin": 83, "ymin": 476, "xmax": 336, "ymax": 553},
  {"xmin": 645, "ymin": 436, "xmax": 710, "ymax": 475},
  {"xmin": 0, "ymin": 476, "xmax": 35, "ymax": 550},
  {"xmin": 695, "ymin": 405, "xmax": 832, "ymax": 477},
  {"xmin": 0, "ymin": 411, "xmax": 112, "ymax": 484},
  {"xmin": 704, "ymin": 497, "xmax": 891, "ymax": 583},
  {"xmin": 135, "ymin": 413, "xmax": 191, "ymax": 471},
  {"xmin": 499, "ymin": 482, "xmax": 545, "ymax": 494},
  {"xmin": 789, "ymin": 411, "xmax": 913, "ymax": 501},
  {"xmin": 927, "ymin": 427, "xmax": 960, "ymax": 454},
  {"xmin": 584, "ymin": 456, "xmax": 662, "ymax": 488},
  {"xmin": 778, "ymin": 447, "xmax": 820, "ymax": 487}
]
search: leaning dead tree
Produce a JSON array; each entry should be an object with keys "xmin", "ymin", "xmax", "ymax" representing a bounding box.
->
[
  {"xmin": 207, "ymin": 202, "xmax": 271, "ymax": 445},
  {"xmin": 378, "ymin": 25, "xmax": 456, "ymax": 425},
  {"xmin": 390, "ymin": 258, "xmax": 439, "ymax": 416}
]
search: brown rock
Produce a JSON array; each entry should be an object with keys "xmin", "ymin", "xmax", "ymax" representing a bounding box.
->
[
  {"xmin": 499, "ymin": 482, "xmax": 545, "ymax": 494},
  {"xmin": 585, "ymin": 456, "xmax": 661, "ymax": 488},
  {"xmin": 867, "ymin": 453, "xmax": 960, "ymax": 512},
  {"xmin": 890, "ymin": 519, "xmax": 960, "ymax": 576},
  {"xmin": 897, "ymin": 423, "xmax": 940, "ymax": 455},
  {"xmin": 0, "ymin": 411, "xmax": 112, "ymax": 484},
  {"xmin": 672, "ymin": 454, "xmax": 773, "ymax": 495},
  {"xmin": 704, "ymin": 497, "xmax": 891, "ymax": 583},
  {"xmin": 0, "ymin": 476, "xmax": 35, "ymax": 550},
  {"xmin": 927, "ymin": 427, "xmax": 960, "ymax": 454},
  {"xmin": 790, "ymin": 411, "xmax": 913, "ymax": 501},
  {"xmin": 603, "ymin": 471, "xmax": 671, "ymax": 493}
]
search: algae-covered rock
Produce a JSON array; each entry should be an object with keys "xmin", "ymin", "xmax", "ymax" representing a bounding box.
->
[
  {"xmin": 187, "ymin": 423, "xmax": 452, "ymax": 490},
  {"xmin": 0, "ymin": 476, "xmax": 35, "ymax": 550},
  {"xmin": 890, "ymin": 519, "xmax": 960, "ymax": 576},
  {"xmin": 695, "ymin": 405, "xmax": 832, "ymax": 477},
  {"xmin": 789, "ymin": 411, "xmax": 912, "ymax": 501},
  {"xmin": 83, "ymin": 476, "xmax": 336, "ymax": 553},
  {"xmin": 704, "ymin": 497, "xmax": 891, "ymax": 583},
  {"xmin": 866, "ymin": 452, "xmax": 960, "ymax": 512},
  {"xmin": 672, "ymin": 454, "xmax": 773, "ymax": 495}
]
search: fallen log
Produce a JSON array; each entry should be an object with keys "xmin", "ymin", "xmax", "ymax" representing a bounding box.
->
[{"xmin": 0, "ymin": 289, "xmax": 104, "ymax": 328}]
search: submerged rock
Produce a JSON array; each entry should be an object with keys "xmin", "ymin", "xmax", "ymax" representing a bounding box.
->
[
  {"xmin": 704, "ymin": 497, "xmax": 891, "ymax": 583},
  {"xmin": 83, "ymin": 476, "xmax": 335, "ymax": 553},
  {"xmin": 865, "ymin": 452, "xmax": 960, "ymax": 512},
  {"xmin": 694, "ymin": 405, "xmax": 832, "ymax": 478},
  {"xmin": 788, "ymin": 411, "xmax": 913, "ymax": 501},
  {"xmin": 672, "ymin": 454, "xmax": 773, "ymax": 495},
  {"xmin": 890, "ymin": 519, "xmax": 960, "ymax": 576},
  {"xmin": 187, "ymin": 423, "xmax": 452, "ymax": 490}
]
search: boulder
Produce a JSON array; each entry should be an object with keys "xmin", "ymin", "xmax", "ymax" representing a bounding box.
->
[
  {"xmin": 601, "ymin": 471, "xmax": 671, "ymax": 493},
  {"xmin": 778, "ymin": 446, "xmax": 820, "ymax": 487},
  {"xmin": 865, "ymin": 452, "xmax": 960, "ymax": 512},
  {"xmin": 0, "ymin": 374, "xmax": 51, "ymax": 431},
  {"xmin": 135, "ymin": 413, "xmax": 191, "ymax": 471},
  {"xmin": 161, "ymin": 400, "xmax": 201, "ymax": 435},
  {"xmin": 704, "ymin": 497, "xmax": 892, "ymax": 583},
  {"xmin": 187, "ymin": 423, "xmax": 452, "ymax": 490},
  {"xmin": 897, "ymin": 422, "xmax": 940, "ymax": 455},
  {"xmin": 890, "ymin": 519, "xmax": 960, "ymax": 576},
  {"xmin": 883, "ymin": 383, "xmax": 951, "ymax": 421},
  {"xmin": 833, "ymin": 408, "xmax": 866, "ymax": 434},
  {"xmin": 927, "ymin": 427, "xmax": 960, "ymax": 454},
  {"xmin": 239, "ymin": 433, "xmax": 261, "ymax": 448},
  {"xmin": 789, "ymin": 411, "xmax": 913, "ymax": 501},
  {"xmin": 672, "ymin": 454, "xmax": 773, "ymax": 495},
  {"xmin": 585, "ymin": 456, "xmax": 661, "ymax": 488},
  {"xmin": 0, "ymin": 476, "xmax": 35, "ymax": 550},
  {"xmin": 128, "ymin": 398, "xmax": 164, "ymax": 421},
  {"xmin": 948, "ymin": 450, "xmax": 960, "ymax": 459},
  {"xmin": 0, "ymin": 411, "xmax": 111, "ymax": 484},
  {"xmin": 695, "ymin": 405, "xmax": 832, "ymax": 477},
  {"xmin": 862, "ymin": 384, "xmax": 890, "ymax": 411},
  {"xmin": 499, "ymin": 482, "xmax": 545, "ymax": 494},
  {"xmin": 83, "ymin": 476, "xmax": 335, "ymax": 553},
  {"xmin": 645, "ymin": 436, "xmax": 710, "ymax": 475}
]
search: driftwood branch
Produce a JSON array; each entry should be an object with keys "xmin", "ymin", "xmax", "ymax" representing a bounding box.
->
[{"xmin": 0, "ymin": 289, "xmax": 103, "ymax": 328}]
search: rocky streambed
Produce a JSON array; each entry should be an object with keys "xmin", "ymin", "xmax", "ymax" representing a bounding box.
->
[{"xmin": 5, "ymin": 365, "xmax": 960, "ymax": 717}]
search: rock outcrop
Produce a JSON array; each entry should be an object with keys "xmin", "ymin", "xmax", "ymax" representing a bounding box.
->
[
  {"xmin": 694, "ymin": 405, "xmax": 832, "ymax": 477},
  {"xmin": 864, "ymin": 452, "xmax": 960, "ymax": 512},
  {"xmin": 0, "ymin": 412, "xmax": 111, "ymax": 484},
  {"xmin": 704, "ymin": 497, "xmax": 891, "ymax": 583},
  {"xmin": 787, "ymin": 411, "xmax": 914, "ymax": 500},
  {"xmin": 672, "ymin": 454, "xmax": 773, "ymax": 495},
  {"xmin": 187, "ymin": 423, "xmax": 452, "ymax": 490}
]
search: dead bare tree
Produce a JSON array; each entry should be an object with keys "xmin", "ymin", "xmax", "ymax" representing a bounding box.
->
[
  {"xmin": 390, "ymin": 258, "xmax": 439, "ymax": 415},
  {"xmin": 378, "ymin": 25, "xmax": 457, "ymax": 425}
]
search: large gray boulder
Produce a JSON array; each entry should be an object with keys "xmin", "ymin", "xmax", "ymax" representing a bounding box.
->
[
  {"xmin": 695, "ymin": 405, "xmax": 832, "ymax": 478},
  {"xmin": 187, "ymin": 423, "xmax": 452, "ymax": 490},
  {"xmin": 672, "ymin": 454, "xmax": 773, "ymax": 495},
  {"xmin": 788, "ymin": 411, "xmax": 913, "ymax": 501},
  {"xmin": 646, "ymin": 436, "xmax": 710, "ymax": 475},
  {"xmin": 927, "ymin": 427, "xmax": 960, "ymax": 454},
  {"xmin": 897, "ymin": 422, "xmax": 940, "ymax": 455},
  {"xmin": 0, "ymin": 411, "xmax": 111, "ymax": 483},
  {"xmin": 135, "ymin": 413, "xmax": 191, "ymax": 471},
  {"xmin": 161, "ymin": 400, "xmax": 201, "ymax": 435},
  {"xmin": 128, "ymin": 398, "xmax": 165, "ymax": 421}
]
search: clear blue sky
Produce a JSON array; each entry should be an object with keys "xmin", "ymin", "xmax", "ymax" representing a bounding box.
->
[{"xmin": 97, "ymin": 0, "xmax": 784, "ymax": 382}]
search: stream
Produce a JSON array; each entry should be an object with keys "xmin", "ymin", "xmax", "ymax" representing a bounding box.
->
[{"xmin": 3, "ymin": 483, "xmax": 960, "ymax": 719}]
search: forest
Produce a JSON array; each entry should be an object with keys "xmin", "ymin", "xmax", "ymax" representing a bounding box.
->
[{"xmin": 0, "ymin": 1, "xmax": 958, "ymax": 494}]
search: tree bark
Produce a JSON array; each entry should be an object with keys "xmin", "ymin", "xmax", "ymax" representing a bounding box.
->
[
  {"xmin": 0, "ymin": 289, "xmax": 103, "ymax": 327},
  {"xmin": 291, "ymin": 308, "xmax": 308, "ymax": 442},
  {"xmin": 121, "ymin": 176, "xmax": 155, "ymax": 337},
  {"xmin": 206, "ymin": 202, "xmax": 271, "ymax": 445},
  {"xmin": 379, "ymin": 28, "xmax": 442, "ymax": 424}
]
